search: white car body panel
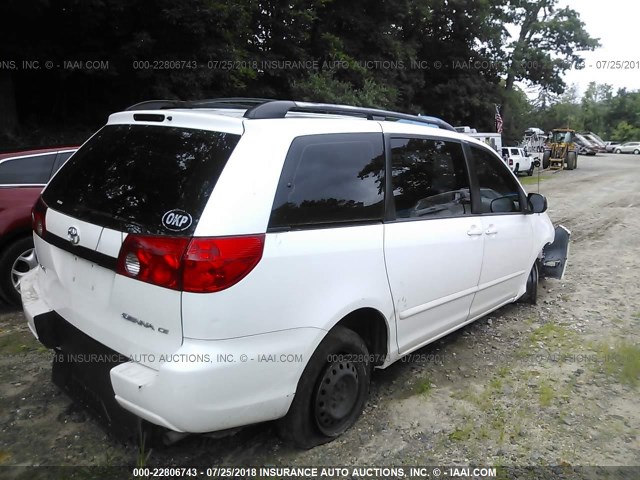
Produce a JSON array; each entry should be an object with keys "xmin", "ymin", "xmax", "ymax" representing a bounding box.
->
[
  {"xmin": 182, "ymin": 224, "xmax": 393, "ymax": 340},
  {"xmin": 469, "ymin": 214, "xmax": 533, "ymax": 317},
  {"xmin": 383, "ymin": 217, "xmax": 483, "ymax": 354}
]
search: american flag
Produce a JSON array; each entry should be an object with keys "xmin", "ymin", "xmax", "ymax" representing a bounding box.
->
[{"xmin": 495, "ymin": 105, "xmax": 503, "ymax": 134}]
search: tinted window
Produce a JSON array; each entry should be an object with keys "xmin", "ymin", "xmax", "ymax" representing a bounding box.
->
[
  {"xmin": 471, "ymin": 146, "xmax": 523, "ymax": 214},
  {"xmin": 51, "ymin": 151, "xmax": 75, "ymax": 176},
  {"xmin": 0, "ymin": 154, "xmax": 55, "ymax": 184},
  {"xmin": 43, "ymin": 125, "xmax": 240, "ymax": 235},
  {"xmin": 390, "ymin": 138, "xmax": 470, "ymax": 219},
  {"xmin": 269, "ymin": 133, "xmax": 384, "ymax": 228}
]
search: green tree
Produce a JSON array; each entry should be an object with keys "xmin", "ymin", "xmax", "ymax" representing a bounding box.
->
[
  {"xmin": 581, "ymin": 82, "xmax": 613, "ymax": 135},
  {"xmin": 499, "ymin": 0, "xmax": 600, "ymax": 128},
  {"xmin": 610, "ymin": 121, "xmax": 640, "ymax": 142}
]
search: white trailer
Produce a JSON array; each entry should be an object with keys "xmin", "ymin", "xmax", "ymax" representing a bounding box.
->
[{"xmin": 466, "ymin": 132, "xmax": 502, "ymax": 153}]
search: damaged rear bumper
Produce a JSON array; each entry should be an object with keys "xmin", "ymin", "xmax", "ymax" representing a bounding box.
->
[{"xmin": 541, "ymin": 225, "xmax": 571, "ymax": 280}]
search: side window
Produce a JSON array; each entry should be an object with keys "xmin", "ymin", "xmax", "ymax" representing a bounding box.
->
[
  {"xmin": 390, "ymin": 138, "xmax": 470, "ymax": 219},
  {"xmin": 51, "ymin": 151, "xmax": 75, "ymax": 177},
  {"xmin": 269, "ymin": 133, "xmax": 385, "ymax": 229},
  {"xmin": 470, "ymin": 146, "xmax": 523, "ymax": 214},
  {"xmin": 0, "ymin": 154, "xmax": 56, "ymax": 185}
]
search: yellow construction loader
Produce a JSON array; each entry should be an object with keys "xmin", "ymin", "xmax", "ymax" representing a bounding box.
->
[{"xmin": 542, "ymin": 128, "xmax": 578, "ymax": 170}]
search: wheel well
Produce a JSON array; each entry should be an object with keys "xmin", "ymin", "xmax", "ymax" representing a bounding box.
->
[
  {"xmin": 333, "ymin": 308, "xmax": 388, "ymax": 366},
  {"xmin": 0, "ymin": 229, "xmax": 32, "ymax": 253}
]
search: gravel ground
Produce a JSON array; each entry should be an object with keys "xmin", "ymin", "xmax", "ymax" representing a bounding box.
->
[{"xmin": 0, "ymin": 153, "xmax": 638, "ymax": 476}]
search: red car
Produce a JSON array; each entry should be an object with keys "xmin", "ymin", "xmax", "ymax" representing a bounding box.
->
[{"xmin": 0, "ymin": 146, "xmax": 78, "ymax": 305}]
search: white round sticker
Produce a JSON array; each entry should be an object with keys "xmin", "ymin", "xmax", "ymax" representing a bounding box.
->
[{"xmin": 162, "ymin": 209, "xmax": 193, "ymax": 232}]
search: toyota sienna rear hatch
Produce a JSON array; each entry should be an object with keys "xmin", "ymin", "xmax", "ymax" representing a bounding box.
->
[{"xmin": 35, "ymin": 122, "xmax": 241, "ymax": 366}]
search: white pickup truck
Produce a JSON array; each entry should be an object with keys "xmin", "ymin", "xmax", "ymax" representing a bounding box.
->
[{"xmin": 501, "ymin": 147, "xmax": 538, "ymax": 176}]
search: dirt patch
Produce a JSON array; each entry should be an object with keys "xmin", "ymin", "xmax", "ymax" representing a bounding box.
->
[{"xmin": 0, "ymin": 154, "xmax": 638, "ymax": 471}]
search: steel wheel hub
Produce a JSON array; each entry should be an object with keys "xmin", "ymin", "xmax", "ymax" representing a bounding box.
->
[{"xmin": 314, "ymin": 361, "xmax": 359, "ymax": 434}]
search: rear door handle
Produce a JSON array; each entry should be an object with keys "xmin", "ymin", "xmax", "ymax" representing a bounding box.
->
[
  {"xmin": 467, "ymin": 225, "xmax": 483, "ymax": 236},
  {"xmin": 485, "ymin": 226, "xmax": 498, "ymax": 235}
]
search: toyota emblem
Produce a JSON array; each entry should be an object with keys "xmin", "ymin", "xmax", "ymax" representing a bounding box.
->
[{"xmin": 67, "ymin": 226, "xmax": 80, "ymax": 245}]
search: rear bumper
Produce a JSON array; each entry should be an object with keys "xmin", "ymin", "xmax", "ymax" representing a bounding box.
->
[
  {"xmin": 109, "ymin": 328, "xmax": 321, "ymax": 433},
  {"xmin": 22, "ymin": 268, "xmax": 324, "ymax": 434}
]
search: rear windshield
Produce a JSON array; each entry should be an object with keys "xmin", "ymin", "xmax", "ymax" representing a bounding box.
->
[{"xmin": 43, "ymin": 124, "xmax": 240, "ymax": 235}]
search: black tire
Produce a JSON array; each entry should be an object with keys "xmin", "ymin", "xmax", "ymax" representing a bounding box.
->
[
  {"xmin": 527, "ymin": 164, "xmax": 534, "ymax": 176},
  {"xmin": 521, "ymin": 262, "xmax": 539, "ymax": 305},
  {"xmin": 542, "ymin": 151, "xmax": 551, "ymax": 169},
  {"xmin": 277, "ymin": 326, "xmax": 371, "ymax": 449},
  {"xmin": 514, "ymin": 163, "xmax": 519, "ymax": 175},
  {"xmin": 0, "ymin": 237, "xmax": 36, "ymax": 306},
  {"xmin": 566, "ymin": 151, "xmax": 577, "ymax": 170},
  {"xmin": 614, "ymin": 149, "xmax": 621, "ymax": 154},
  {"xmin": 634, "ymin": 149, "xmax": 640, "ymax": 155}
]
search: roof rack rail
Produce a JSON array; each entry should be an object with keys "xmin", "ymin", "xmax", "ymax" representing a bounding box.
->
[
  {"xmin": 125, "ymin": 98, "xmax": 275, "ymax": 111},
  {"xmin": 243, "ymin": 100, "xmax": 455, "ymax": 131},
  {"xmin": 125, "ymin": 97, "xmax": 454, "ymax": 131}
]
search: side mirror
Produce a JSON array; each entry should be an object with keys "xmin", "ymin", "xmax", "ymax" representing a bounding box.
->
[{"xmin": 528, "ymin": 193, "xmax": 547, "ymax": 213}]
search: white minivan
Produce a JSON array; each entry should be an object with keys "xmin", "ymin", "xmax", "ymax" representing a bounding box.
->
[{"xmin": 22, "ymin": 99, "xmax": 570, "ymax": 448}]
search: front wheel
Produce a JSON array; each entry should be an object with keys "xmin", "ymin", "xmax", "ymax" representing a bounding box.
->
[
  {"xmin": 521, "ymin": 262, "xmax": 539, "ymax": 305},
  {"xmin": 566, "ymin": 151, "xmax": 577, "ymax": 170},
  {"xmin": 634, "ymin": 149, "xmax": 640, "ymax": 155},
  {"xmin": 542, "ymin": 151, "xmax": 551, "ymax": 169},
  {"xmin": 614, "ymin": 149, "xmax": 622, "ymax": 154},
  {"xmin": 0, "ymin": 237, "xmax": 37, "ymax": 306},
  {"xmin": 277, "ymin": 326, "xmax": 371, "ymax": 448},
  {"xmin": 527, "ymin": 164, "xmax": 534, "ymax": 176}
]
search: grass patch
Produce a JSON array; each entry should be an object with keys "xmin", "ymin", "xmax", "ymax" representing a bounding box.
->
[
  {"xmin": 529, "ymin": 322, "xmax": 574, "ymax": 344},
  {"xmin": 0, "ymin": 451, "xmax": 11, "ymax": 464},
  {"xmin": 0, "ymin": 330, "xmax": 42, "ymax": 355},
  {"xmin": 520, "ymin": 175, "xmax": 549, "ymax": 186},
  {"xmin": 416, "ymin": 377, "xmax": 433, "ymax": 395},
  {"xmin": 448, "ymin": 423, "xmax": 473, "ymax": 441},
  {"xmin": 538, "ymin": 381, "xmax": 555, "ymax": 407},
  {"xmin": 489, "ymin": 377, "xmax": 503, "ymax": 391},
  {"xmin": 595, "ymin": 341, "xmax": 640, "ymax": 386},
  {"xmin": 136, "ymin": 426, "xmax": 152, "ymax": 468}
]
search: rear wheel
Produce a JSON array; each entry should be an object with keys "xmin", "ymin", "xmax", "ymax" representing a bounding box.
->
[
  {"xmin": 0, "ymin": 237, "xmax": 37, "ymax": 306},
  {"xmin": 527, "ymin": 164, "xmax": 534, "ymax": 176},
  {"xmin": 542, "ymin": 151, "xmax": 551, "ymax": 169},
  {"xmin": 277, "ymin": 326, "xmax": 371, "ymax": 449},
  {"xmin": 634, "ymin": 149, "xmax": 640, "ymax": 155},
  {"xmin": 566, "ymin": 151, "xmax": 577, "ymax": 170}
]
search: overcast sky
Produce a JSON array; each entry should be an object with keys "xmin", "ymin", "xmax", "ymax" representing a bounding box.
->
[{"xmin": 559, "ymin": 0, "xmax": 638, "ymax": 95}]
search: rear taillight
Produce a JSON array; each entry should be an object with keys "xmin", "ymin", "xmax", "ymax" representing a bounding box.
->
[
  {"xmin": 508, "ymin": 158, "xmax": 513, "ymax": 166},
  {"xmin": 183, "ymin": 235, "xmax": 265, "ymax": 293},
  {"xmin": 117, "ymin": 235, "xmax": 189, "ymax": 290},
  {"xmin": 116, "ymin": 234, "xmax": 265, "ymax": 293},
  {"xmin": 32, "ymin": 197, "xmax": 48, "ymax": 238}
]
